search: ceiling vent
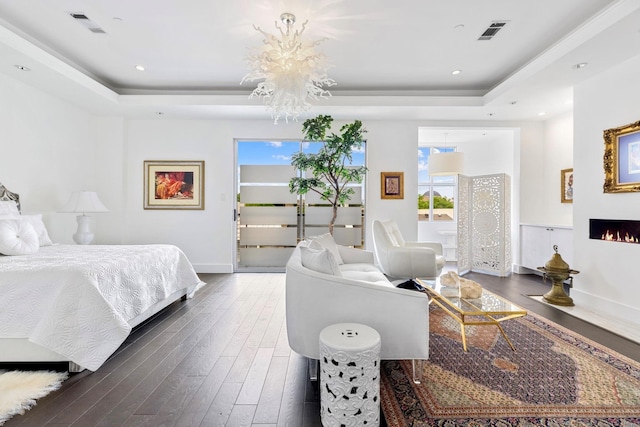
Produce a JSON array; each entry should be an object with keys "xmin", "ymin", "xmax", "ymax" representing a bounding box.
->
[
  {"xmin": 69, "ymin": 12, "xmax": 106, "ymax": 34},
  {"xmin": 478, "ymin": 21, "xmax": 508, "ymax": 40}
]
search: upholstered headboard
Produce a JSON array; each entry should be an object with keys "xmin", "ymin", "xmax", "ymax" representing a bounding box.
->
[{"xmin": 0, "ymin": 182, "xmax": 21, "ymax": 213}]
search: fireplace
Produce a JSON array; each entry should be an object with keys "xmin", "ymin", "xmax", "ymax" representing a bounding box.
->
[{"xmin": 589, "ymin": 219, "xmax": 640, "ymax": 243}]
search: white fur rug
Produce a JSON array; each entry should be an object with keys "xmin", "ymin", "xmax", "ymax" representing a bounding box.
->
[{"xmin": 0, "ymin": 370, "xmax": 67, "ymax": 425}]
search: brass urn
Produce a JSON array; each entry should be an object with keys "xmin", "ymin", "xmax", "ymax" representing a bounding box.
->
[{"xmin": 537, "ymin": 245, "xmax": 579, "ymax": 306}]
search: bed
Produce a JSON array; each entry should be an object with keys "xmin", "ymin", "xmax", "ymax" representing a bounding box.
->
[{"xmin": 0, "ymin": 183, "xmax": 204, "ymax": 372}]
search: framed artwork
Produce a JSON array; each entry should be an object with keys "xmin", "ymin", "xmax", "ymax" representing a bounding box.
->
[
  {"xmin": 561, "ymin": 168, "xmax": 573, "ymax": 203},
  {"xmin": 603, "ymin": 120, "xmax": 640, "ymax": 193},
  {"xmin": 144, "ymin": 160, "xmax": 205, "ymax": 209},
  {"xmin": 381, "ymin": 172, "xmax": 404, "ymax": 199}
]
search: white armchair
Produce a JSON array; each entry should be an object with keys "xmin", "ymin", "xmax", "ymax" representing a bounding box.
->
[{"xmin": 372, "ymin": 219, "xmax": 446, "ymax": 280}]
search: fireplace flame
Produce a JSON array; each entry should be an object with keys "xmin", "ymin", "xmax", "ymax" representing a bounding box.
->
[{"xmin": 601, "ymin": 230, "xmax": 639, "ymax": 243}]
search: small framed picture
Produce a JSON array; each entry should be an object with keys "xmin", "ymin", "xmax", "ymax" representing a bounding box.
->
[
  {"xmin": 381, "ymin": 172, "xmax": 404, "ymax": 199},
  {"xmin": 561, "ymin": 168, "xmax": 573, "ymax": 203},
  {"xmin": 144, "ymin": 160, "xmax": 205, "ymax": 209}
]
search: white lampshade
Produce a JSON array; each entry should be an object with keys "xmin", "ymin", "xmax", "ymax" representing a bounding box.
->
[
  {"xmin": 427, "ymin": 152, "xmax": 465, "ymax": 176},
  {"xmin": 61, "ymin": 191, "xmax": 109, "ymax": 214}
]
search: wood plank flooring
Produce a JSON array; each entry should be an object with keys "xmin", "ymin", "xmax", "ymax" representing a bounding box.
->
[{"xmin": 4, "ymin": 271, "xmax": 640, "ymax": 426}]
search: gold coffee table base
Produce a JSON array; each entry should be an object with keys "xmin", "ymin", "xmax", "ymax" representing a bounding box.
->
[{"xmin": 419, "ymin": 278, "xmax": 528, "ymax": 352}]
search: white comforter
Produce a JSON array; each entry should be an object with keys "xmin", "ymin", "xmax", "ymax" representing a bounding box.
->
[{"xmin": 0, "ymin": 244, "xmax": 204, "ymax": 371}]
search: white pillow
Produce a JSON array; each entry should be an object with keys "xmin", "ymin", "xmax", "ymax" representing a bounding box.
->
[
  {"xmin": 308, "ymin": 233, "xmax": 344, "ymax": 265},
  {"xmin": 0, "ymin": 201, "xmax": 19, "ymax": 215},
  {"xmin": 0, "ymin": 213, "xmax": 53, "ymax": 246},
  {"xmin": 300, "ymin": 245, "xmax": 342, "ymax": 277},
  {"xmin": 0, "ymin": 219, "xmax": 39, "ymax": 256},
  {"xmin": 20, "ymin": 214, "xmax": 53, "ymax": 246}
]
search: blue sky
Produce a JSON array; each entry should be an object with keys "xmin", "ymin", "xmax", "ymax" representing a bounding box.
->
[{"xmin": 238, "ymin": 140, "xmax": 366, "ymax": 166}]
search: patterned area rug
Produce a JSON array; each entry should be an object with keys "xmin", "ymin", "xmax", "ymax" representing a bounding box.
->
[{"xmin": 380, "ymin": 307, "xmax": 640, "ymax": 426}]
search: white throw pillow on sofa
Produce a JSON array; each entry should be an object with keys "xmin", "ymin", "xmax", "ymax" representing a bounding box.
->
[
  {"xmin": 0, "ymin": 219, "xmax": 39, "ymax": 256},
  {"xmin": 300, "ymin": 245, "xmax": 342, "ymax": 276},
  {"xmin": 308, "ymin": 233, "xmax": 344, "ymax": 264}
]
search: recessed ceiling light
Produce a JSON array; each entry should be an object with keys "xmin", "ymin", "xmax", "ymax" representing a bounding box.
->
[
  {"xmin": 454, "ymin": 24, "xmax": 465, "ymax": 30},
  {"xmin": 451, "ymin": 70, "xmax": 462, "ymax": 75},
  {"xmin": 14, "ymin": 65, "xmax": 30, "ymax": 71},
  {"xmin": 156, "ymin": 111, "xmax": 164, "ymax": 115},
  {"xmin": 510, "ymin": 101, "xmax": 517, "ymax": 105},
  {"xmin": 135, "ymin": 65, "xmax": 146, "ymax": 71},
  {"xmin": 538, "ymin": 112, "xmax": 547, "ymax": 116},
  {"xmin": 573, "ymin": 62, "xmax": 588, "ymax": 69}
]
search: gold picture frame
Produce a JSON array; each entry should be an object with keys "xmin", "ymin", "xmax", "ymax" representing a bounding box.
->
[
  {"xmin": 603, "ymin": 120, "xmax": 640, "ymax": 193},
  {"xmin": 381, "ymin": 172, "xmax": 404, "ymax": 199},
  {"xmin": 144, "ymin": 160, "xmax": 205, "ymax": 209},
  {"xmin": 561, "ymin": 168, "xmax": 573, "ymax": 203}
]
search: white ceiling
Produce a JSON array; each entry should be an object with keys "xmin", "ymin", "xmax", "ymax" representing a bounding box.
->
[{"xmin": 1, "ymin": 0, "xmax": 639, "ymax": 126}]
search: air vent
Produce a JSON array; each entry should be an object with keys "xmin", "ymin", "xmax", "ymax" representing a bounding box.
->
[
  {"xmin": 69, "ymin": 12, "xmax": 106, "ymax": 34},
  {"xmin": 478, "ymin": 21, "xmax": 508, "ymax": 40}
]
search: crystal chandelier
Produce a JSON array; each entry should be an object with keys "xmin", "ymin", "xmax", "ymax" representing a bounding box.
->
[{"xmin": 241, "ymin": 13, "xmax": 336, "ymax": 124}]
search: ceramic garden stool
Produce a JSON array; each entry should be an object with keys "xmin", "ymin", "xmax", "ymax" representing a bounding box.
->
[{"xmin": 319, "ymin": 323, "xmax": 381, "ymax": 427}]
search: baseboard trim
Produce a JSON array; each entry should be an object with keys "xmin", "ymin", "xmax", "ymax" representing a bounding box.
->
[{"xmin": 193, "ymin": 263, "xmax": 233, "ymax": 274}]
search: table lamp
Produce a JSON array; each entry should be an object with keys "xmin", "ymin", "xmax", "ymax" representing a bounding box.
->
[{"xmin": 60, "ymin": 191, "xmax": 108, "ymax": 245}]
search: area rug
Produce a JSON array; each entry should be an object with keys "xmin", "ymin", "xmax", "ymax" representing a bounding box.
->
[
  {"xmin": 0, "ymin": 370, "xmax": 67, "ymax": 426},
  {"xmin": 380, "ymin": 307, "xmax": 640, "ymax": 426}
]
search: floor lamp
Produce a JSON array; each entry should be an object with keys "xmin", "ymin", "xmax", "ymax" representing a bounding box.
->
[{"xmin": 61, "ymin": 191, "xmax": 108, "ymax": 245}]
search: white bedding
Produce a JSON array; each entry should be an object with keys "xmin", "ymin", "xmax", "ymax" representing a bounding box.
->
[{"xmin": 0, "ymin": 244, "xmax": 204, "ymax": 371}]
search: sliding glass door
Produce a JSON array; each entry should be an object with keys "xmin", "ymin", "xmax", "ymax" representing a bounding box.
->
[{"xmin": 235, "ymin": 139, "xmax": 366, "ymax": 272}]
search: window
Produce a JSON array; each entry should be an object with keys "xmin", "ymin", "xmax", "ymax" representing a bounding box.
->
[{"xmin": 418, "ymin": 147, "xmax": 457, "ymax": 222}]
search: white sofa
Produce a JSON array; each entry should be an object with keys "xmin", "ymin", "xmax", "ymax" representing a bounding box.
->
[{"xmin": 285, "ymin": 235, "xmax": 429, "ymax": 383}]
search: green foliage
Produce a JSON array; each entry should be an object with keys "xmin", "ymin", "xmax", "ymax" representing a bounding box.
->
[
  {"xmin": 289, "ymin": 115, "xmax": 367, "ymax": 233},
  {"xmin": 418, "ymin": 195, "xmax": 429, "ymax": 209},
  {"xmin": 418, "ymin": 194, "xmax": 454, "ymax": 209}
]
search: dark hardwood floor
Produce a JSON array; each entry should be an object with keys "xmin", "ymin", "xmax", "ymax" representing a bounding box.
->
[{"xmin": 4, "ymin": 270, "xmax": 639, "ymax": 426}]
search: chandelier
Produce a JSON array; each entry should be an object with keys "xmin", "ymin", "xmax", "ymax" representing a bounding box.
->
[{"xmin": 241, "ymin": 13, "xmax": 336, "ymax": 124}]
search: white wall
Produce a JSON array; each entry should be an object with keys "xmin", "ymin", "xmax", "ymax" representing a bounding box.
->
[
  {"xmin": 572, "ymin": 54, "xmax": 640, "ymax": 324},
  {"xmin": 540, "ymin": 112, "xmax": 573, "ymax": 226},
  {"xmin": 0, "ymin": 72, "xmax": 115, "ymax": 244}
]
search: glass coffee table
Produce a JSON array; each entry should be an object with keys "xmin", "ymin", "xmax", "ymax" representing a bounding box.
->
[{"xmin": 417, "ymin": 278, "xmax": 527, "ymax": 352}]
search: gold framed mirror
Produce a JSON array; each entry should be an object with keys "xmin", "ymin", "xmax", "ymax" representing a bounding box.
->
[{"xmin": 603, "ymin": 120, "xmax": 640, "ymax": 193}]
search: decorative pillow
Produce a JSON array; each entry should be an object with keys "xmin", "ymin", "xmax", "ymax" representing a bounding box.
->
[
  {"xmin": 0, "ymin": 201, "xmax": 19, "ymax": 215},
  {"xmin": 0, "ymin": 213, "xmax": 53, "ymax": 246},
  {"xmin": 308, "ymin": 233, "xmax": 344, "ymax": 265},
  {"xmin": 0, "ymin": 219, "xmax": 39, "ymax": 256},
  {"xmin": 300, "ymin": 245, "xmax": 342, "ymax": 277},
  {"xmin": 20, "ymin": 214, "xmax": 53, "ymax": 246}
]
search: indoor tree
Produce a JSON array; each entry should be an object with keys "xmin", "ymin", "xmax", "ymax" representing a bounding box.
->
[{"xmin": 289, "ymin": 115, "xmax": 367, "ymax": 235}]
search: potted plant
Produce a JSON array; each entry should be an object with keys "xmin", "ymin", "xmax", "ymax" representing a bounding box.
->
[{"xmin": 289, "ymin": 115, "xmax": 367, "ymax": 235}]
